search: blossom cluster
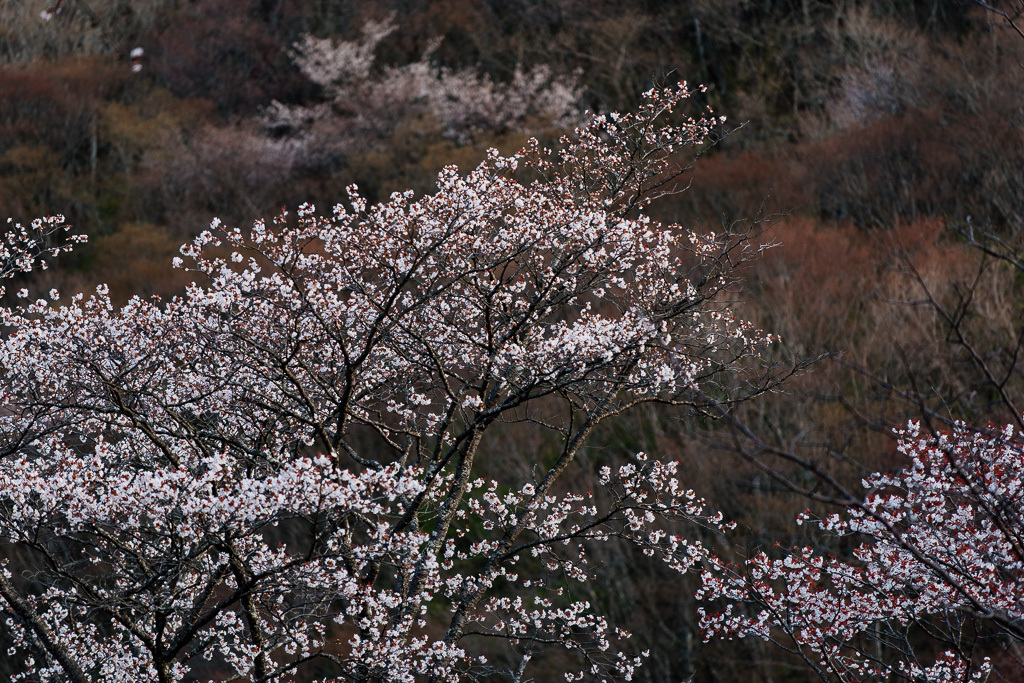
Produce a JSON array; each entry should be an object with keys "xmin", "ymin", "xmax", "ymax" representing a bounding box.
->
[
  {"xmin": 0, "ymin": 215, "xmax": 84, "ymax": 297},
  {"xmin": 698, "ymin": 420, "xmax": 1024, "ymax": 682}
]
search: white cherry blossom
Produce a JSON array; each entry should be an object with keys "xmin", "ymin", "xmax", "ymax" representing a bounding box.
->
[{"xmin": 0, "ymin": 84, "xmax": 767, "ymax": 682}]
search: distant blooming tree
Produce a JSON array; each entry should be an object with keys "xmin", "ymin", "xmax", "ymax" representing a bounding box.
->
[
  {"xmin": 698, "ymin": 420, "xmax": 1024, "ymax": 682},
  {"xmin": 261, "ymin": 16, "xmax": 582, "ymax": 155},
  {"xmin": 0, "ymin": 84, "xmax": 769, "ymax": 682}
]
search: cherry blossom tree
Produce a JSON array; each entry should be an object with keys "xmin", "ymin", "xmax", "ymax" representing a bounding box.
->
[
  {"xmin": 0, "ymin": 84, "xmax": 772, "ymax": 682},
  {"xmin": 698, "ymin": 419, "xmax": 1024, "ymax": 682},
  {"xmin": 261, "ymin": 16, "xmax": 582, "ymax": 158}
]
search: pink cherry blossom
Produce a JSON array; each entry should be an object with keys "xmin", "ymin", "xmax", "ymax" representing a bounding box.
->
[{"xmin": 698, "ymin": 420, "xmax": 1023, "ymax": 682}]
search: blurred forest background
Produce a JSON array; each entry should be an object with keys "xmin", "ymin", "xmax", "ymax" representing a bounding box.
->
[{"xmin": 3, "ymin": 0, "xmax": 1024, "ymax": 680}]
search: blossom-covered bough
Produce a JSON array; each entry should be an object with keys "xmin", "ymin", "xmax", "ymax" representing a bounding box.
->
[
  {"xmin": 0, "ymin": 84, "xmax": 773, "ymax": 682},
  {"xmin": 0, "ymin": 215, "xmax": 84, "ymax": 295},
  {"xmin": 698, "ymin": 420, "xmax": 1024, "ymax": 682}
]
